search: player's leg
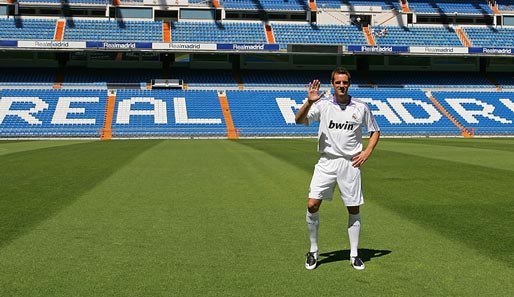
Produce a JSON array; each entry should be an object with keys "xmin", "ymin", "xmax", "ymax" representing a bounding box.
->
[
  {"xmin": 337, "ymin": 158, "xmax": 365, "ymax": 270},
  {"xmin": 307, "ymin": 198, "xmax": 322, "ymax": 251},
  {"xmin": 305, "ymin": 198, "xmax": 321, "ymax": 270},
  {"xmin": 347, "ymin": 206, "xmax": 365, "ymax": 270},
  {"xmin": 305, "ymin": 157, "xmax": 336, "ymax": 270}
]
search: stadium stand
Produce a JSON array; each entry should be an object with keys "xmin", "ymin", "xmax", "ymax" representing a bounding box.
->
[
  {"xmin": 225, "ymin": 89, "xmax": 315, "ymax": 137},
  {"xmin": 432, "ymin": 91, "xmax": 514, "ymax": 135},
  {"xmin": 366, "ymin": 71, "xmax": 495, "ymax": 88},
  {"xmin": 489, "ymin": 73, "xmax": 514, "ymax": 89},
  {"xmin": 496, "ymin": 0, "xmax": 514, "ymax": 11},
  {"xmin": 371, "ymin": 25, "xmax": 463, "ymax": 47},
  {"xmin": 64, "ymin": 19, "xmax": 163, "ymax": 42},
  {"xmin": 0, "ymin": 18, "xmax": 56, "ymax": 40},
  {"xmin": 111, "ymin": 89, "xmax": 227, "ymax": 137},
  {"xmin": 316, "ymin": 0, "xmax": 399, "ymax": 10},
  {"xmin": 0, "ymin": 89, "xmax": 107, "ymax": 137},
  {"xmin": 271, "ymin": 23, "xmax": 367, "ymax": 45},
  {"xmin": 0, "ymin": 68, "xmax": 57, "ymax": 86},
  {"xmin": 170, "ymin": 21, "xmax": 267, "ymax": 44},
  {"xmin": 61, "ymin": 67, "xmax": 162, "ymax": 85},
  {"xmin": 406, "ymin": 0, "xmax": 494, "ymax": 15},
  {"xmin": 463, "ymin": 26, "xmax": 514, "ymax": 48},
  {"xmin": 169, "ymin": 68, "xmax": 239, "ymax": 88},
  {"xmin": 352, "ymin": 88, "xmax": 461, "ymax": 135},
  {"xmin": 3, "ymin": 86, "xmax": 513, "ymax": 138},
  {"xmin": 239, "ymin": 69, "xmax": 368, "ymax": 87},
  {"xmin": 0, "ymin": 0, "xmax": 513, "ymax": 139},
  {"xmin": 219, "ymin": 0, "xmax": 310, "ymax": 11},
  {"xmin": 18, "ymin": 0, "xmax": 111, "ymax": 3}
]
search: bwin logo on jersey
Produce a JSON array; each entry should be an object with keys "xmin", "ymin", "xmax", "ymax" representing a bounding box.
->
[{"xmin": 328, "ymin": 120, "xmax": 354, "ymax": 130}]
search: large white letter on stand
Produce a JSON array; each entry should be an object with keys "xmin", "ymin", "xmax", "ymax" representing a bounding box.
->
[
  {"xmin": 0, "ymin": 97, "xmax": 48, "ymax": 125},
  {"xmin": 174, "ymin": 97, "xmax": 221, "ymax": 124},
  {"xmin": 116, "ymin": 97, "xmax": 168, "ymax": 124}
]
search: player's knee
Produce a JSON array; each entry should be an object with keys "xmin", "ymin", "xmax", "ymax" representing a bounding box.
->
[
  {"xmin": 307, "ymin": 199, "xmax": 321, "ymax": 213},
  {"xmin": 347, "ymin": 206, "xmax": 360, "ymax": 215}
]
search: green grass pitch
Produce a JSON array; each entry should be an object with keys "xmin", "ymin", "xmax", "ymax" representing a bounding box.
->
[{"xmin": 1, "ymin": 138, "xmax": 513, "ymax": 296}]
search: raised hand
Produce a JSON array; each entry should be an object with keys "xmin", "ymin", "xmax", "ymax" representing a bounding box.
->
[{"xmin": 308, "ymin": 80, "xmax": 325, "ymax": 103}]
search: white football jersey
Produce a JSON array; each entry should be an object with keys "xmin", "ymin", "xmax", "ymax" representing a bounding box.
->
[{"xmin": 307, "ymin": 94, "xmax": 380, "ymax": 158}]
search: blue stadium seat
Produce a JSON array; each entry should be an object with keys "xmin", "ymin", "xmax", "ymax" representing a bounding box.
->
[
  {"xmin": 432, "ymin": 91, "xmax": 514, "ymax": 135},
  {"xmin": 220, "ymin": 0, "xmax": 309, "ymax": 11},
  {"xmin": 407, "ymin": 0, "xmax": 493, "ymax": 15},
  {"xmin": 63, "ymin": 19, "xmax": 162, "ymax": 42},
  {"xmin": 2, "ymin": 76, "xmax": 514, "ymax": 138},
  {"xmin": 316, "ymin": 0, "xmax": 399, "ymax": 10},
  {"xmin": 0, "ymin": 89, "xmax": 107, "ymax": 137},
  {"xmin": 371, "ymin": 25, "xmax": 462, "ymax": 47},
  {"xmin": 111, "ymin": 89, "xmax": 227, "ymax": 137},
  {"xmin": 368, "ymin": 71, "xmax": 494, "ymax": 88},
  {"xmin": 0, "ymin": 68, "xmax": 57, "ymax": 85},
  {"xmin": 272, "ymin": 23, "xmax": 367, "ymax": 45},
  {"xmin": 0, "ymin": 18, "xmax": 56, "ymax": 40},
  {"xmin": 464, "ymin": 27, "xmax": 514, "ymax": 48},
  {"xmin": 62, "ymin": 67, "xmax": 162, "ymax": 84},
  {"xmin": 496, "ymin": 0, "xmax": 514, "ymax": 11},
  {"xmin": 171, "ymin": 21, "xmax": 267, "ymax": 44}
]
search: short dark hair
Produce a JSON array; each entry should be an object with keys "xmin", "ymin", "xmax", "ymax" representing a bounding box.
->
[{"xmin": 330, "ymin": 67, "xmax": 351, "ymax": 83}]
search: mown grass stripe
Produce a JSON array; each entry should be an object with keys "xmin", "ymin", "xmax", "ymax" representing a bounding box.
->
[
  {"xmin": 0, "ymin": 140, "xmax": 96, "ymax": 156},
  {"xmin": 0, "ymin": 139, "xmax": 513, "ymax": 297},
  {"xmin": 378, "ymin": 139, "xmax": 514, "ymax": 171}
]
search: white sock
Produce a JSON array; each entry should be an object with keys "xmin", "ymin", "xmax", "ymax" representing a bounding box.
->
[
  {"xmin": 306, "ymin": 210, "xmax": 320, "ymax": 253},
  {"xmin": 348, "ymin": 213, "xmax": 361, "ymax": 258}
]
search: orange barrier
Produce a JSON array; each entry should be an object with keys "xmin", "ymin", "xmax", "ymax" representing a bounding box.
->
[
  {"xmin": 265, "ymin": 25, "xmax": 275, "ymax": 44},
  {"xmin": 218, "ymin": 92, "xmax": 238, "ymax": 139},
  {"xmin": 401, "ymin": 1, "xmax": 411, "ymax": 13},
  {"xmin": 101, "ymin": 92, "xmax": 117, "ymax": 140},
  {"xmin": 427, "ymin": 93, "xmax": 473, "ymax": 138},
  {"xmin": 54, "ymin": 19, "xmax": 65, "ymax": 41},
  {"xmin": 163, "ymin": 22, "xmax": 171, "ymax": 42},
  {"xmin": 455, "ymin": 28, "xmax": 471, "ymax": 47},
  {"xmin": 363, "ymin": 27, "xmax": 376, "ymax": 46},
  {"xmin": 489, "ymin": 1, "xmax": 500, "ymax": 14},
  {"xmin": 212, "ymin": 0, "xmax": 220, "ymax": 8},
  {"xmin": 309, "ymin": 0, "xmax": 317, "ymax": 10}
]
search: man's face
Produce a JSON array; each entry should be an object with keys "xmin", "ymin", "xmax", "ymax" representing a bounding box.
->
[{"xmin": 331, "ymin": 73, "xmax": 350, "ymax": 96}]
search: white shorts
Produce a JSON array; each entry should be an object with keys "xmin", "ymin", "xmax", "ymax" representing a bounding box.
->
[{"xmin": 308, "ymin": 154, "xmax": 364, "ymax": 206}]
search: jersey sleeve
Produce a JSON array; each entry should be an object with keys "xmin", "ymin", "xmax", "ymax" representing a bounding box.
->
[
  {"xmin": 363, "ymin": 103, "xmax": 380, "ymax": 132},
  {"xmin": 306, "ymin": 100, "xmax": 322, "ymax": 125}
]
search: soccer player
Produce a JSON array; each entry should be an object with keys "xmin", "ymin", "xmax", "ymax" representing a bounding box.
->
[{"xmin": 295, "ymin": 67, "xmax": 380, "ymax": 270}]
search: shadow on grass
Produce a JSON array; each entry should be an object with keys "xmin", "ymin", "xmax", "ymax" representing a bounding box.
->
[
  {"xmin": 318, "ymin": 248, "xmax": 391, "ymax": 267},
  {"xmin": 0, "ymin": 140, "xmax": 161, "ymax": 249}
]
